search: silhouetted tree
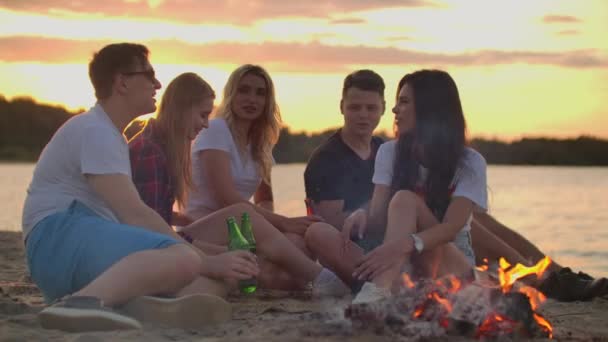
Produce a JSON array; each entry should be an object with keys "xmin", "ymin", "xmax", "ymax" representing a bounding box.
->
[{"xmin": 1, "ymin": 94, "xmax": 607, "ymax": 165}]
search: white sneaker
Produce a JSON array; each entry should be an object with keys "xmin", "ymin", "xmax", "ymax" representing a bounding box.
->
[
  {"xmin": 312, "ymin": 268, "xmax": 351, "ymax": 298},
  {"xmin": 352, "ymin": 282, "xmax": 391, "ymax": 304}
]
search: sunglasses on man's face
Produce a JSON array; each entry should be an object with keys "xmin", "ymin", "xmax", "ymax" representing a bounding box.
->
[{"xmin": 122, "ymin": 69, "xmax": 156, "ymax": 82}]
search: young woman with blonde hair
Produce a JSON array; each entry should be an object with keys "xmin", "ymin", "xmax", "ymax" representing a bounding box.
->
[
  {"xmin": 130, "ymin": 71, "xmax": 346, "ymax": 294},
  {"xmin": 185, "ymin": 65, "xmax": 341, "ymax": 290}
]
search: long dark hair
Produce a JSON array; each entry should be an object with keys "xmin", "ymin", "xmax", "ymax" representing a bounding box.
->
[{"xmin": 391, "ymin": 70, "xmax": 467, "ymax": 220}]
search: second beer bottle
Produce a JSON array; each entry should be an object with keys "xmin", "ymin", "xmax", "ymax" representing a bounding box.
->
[{"xmin": 226, "ymin": 216, "xmax": 257, "ymax": 294}]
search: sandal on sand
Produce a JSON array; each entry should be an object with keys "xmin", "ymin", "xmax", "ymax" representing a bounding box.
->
[
  {"xmin": 118, "ymin": 294, "xmax": 232, "ymax": 329},
  {"xmin": 38, "ymin": 296, "xmax": 142, "ymax": 332}
]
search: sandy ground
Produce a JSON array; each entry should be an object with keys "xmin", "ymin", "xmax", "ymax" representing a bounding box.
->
[{"xmin": 1, "ymin": 230, "xmax": 607, "ymax": 341}]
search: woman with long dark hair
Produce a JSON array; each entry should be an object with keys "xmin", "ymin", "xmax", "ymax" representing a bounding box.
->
[{"xmin": 306, "ymin": 69, "xmax": 486, "ymax": 302}]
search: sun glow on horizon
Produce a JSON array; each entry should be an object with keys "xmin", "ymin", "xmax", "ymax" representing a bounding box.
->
[{"xmin": 0, "ymin": 1, "xmax": 607, "ymax": 139}]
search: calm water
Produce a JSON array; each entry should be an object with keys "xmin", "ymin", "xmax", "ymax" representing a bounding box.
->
[{"xmin": 2, "ymin": 163, "xmax": 607, "ymax": 277}]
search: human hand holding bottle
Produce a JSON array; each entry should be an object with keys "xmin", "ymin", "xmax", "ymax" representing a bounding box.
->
[{"xmin": 203, "ymin": 250, "xmax": 259, "ymax": 281}]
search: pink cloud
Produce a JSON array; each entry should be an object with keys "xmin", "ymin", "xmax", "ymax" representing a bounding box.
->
[
  {"xmin": 1, "ymin": 37, "xmax": 606, "ymax": 71},
  {"xmin": 0, "ymin": 0, "xmax": 434, "ymax": 24}
]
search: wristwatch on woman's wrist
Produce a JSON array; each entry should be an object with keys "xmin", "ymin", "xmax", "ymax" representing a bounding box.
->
[{"xmin": 410, "ymin": 233, "xmax": 424, "ymax": 253}]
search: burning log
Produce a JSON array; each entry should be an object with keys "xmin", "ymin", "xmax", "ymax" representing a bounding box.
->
[{"xmin": 345, "ymin": 257, "xmax": 554, "ymax": 340}]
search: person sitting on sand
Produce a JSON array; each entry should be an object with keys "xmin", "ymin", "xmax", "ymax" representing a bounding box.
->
[
  {"xmin": 181, "ymin": 64, "xmax": 348, "ymax": 293},
  {"xmin": 21, "ymin": 43, "xmax": 260, "ymax": 332},
  {"xmin": 128, "ymin": 71, "xmax": 347, "ymax": 296},
  {"xmin": 306, "ymin": 69, "xmax": 487, "ymax": 303},
  {"xmin": 303, "ymin": 69, "xmax": 388, "ymax": 270},
  {"xmin": 304, "ymin": 70, "xmax": 607, "ymax": 302}
]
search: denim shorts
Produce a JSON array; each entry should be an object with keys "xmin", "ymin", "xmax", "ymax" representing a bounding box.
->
[
  {"xmin": 453, "ymin": 229, "xmax": 476, "ymax": 266},
  {"xmin": 25, "ymin": 200, "xmax": 180, "ymax": 303},
  {"xmin": 352, "ymin": 230, "xmax": 475, "ymax": 265}
]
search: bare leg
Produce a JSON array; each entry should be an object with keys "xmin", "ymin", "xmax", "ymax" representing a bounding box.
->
[
  {"xmin": 373, "ymin": 191, "xmax": 472, "ymax": 288},
  {"xmin": 371, "ymin": 191, "xmax": 418, "ymax": 288},
  {"xmin": 473, "ymin": 212, "xmax": 562, "ymax": 270},
  {"xmin": 182, "ymin": 203, "xmax": 322, "ymax": 282},
  {"xmin": 175, "ymin": 276, "xmax": 231, "ymax": 298},
  {"xmin": 470, "ymin": 219, "xmax": 529, "ymax": 266},
  {"xmin": 258, "ymin": 233, "xmax": 311, "ymax": 290},
  {"xmin": 74, "ymin": 244, "xmax": 201, "ymax": 307},
  {"xmin": 305, "ymin": 222, "xmax": 365, "ymax": 287}
]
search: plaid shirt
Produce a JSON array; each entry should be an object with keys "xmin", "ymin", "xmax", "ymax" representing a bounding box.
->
[{"xmin": 128, "ymin": 119, "xmax": 174, "ymax": 224}]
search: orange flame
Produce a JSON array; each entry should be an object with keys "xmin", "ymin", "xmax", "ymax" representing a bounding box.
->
[
  {"xmin": 446, "ymin": 275, "xmax": 462, "ymax": 293},
  {"xmin": 476, "ymin": 313, "xmax": 515, "ymax": 338},
  {"xmin": 494, "ymin": 256, "xmax": 553, "ymax": 336},
  {"xmin": 518, "ymin": 285, "xmax": 547, "ymax": 311},
  {"xmin": 412, "ymin": 307, "xmax": 423, "ymax": 319},
  {"xmin": 476, "ymin": 264, "xmax": 489, "ymax": 272},
  {"xmin": 533, "ymin": 313, "xmax": 553, "ymax": 338},
  {"xmin": 476, "ymin": 258, "xmax": 490, "ymax": 272},
  {"xmin": 498, "ymin": 256, "xmax": 552, "ymax": 293},
  {"xmin": 402, "ymin": 273, "xmax": 415, "ymax": 289},
  {"xmin": 431, "ymin": 292, "xmax": 452, "ymax": 313}
]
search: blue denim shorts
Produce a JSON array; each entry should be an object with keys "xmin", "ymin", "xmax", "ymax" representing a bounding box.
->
[{"xmin": 25, "ymin": 200, "xmax": 180, "ymax": 303}]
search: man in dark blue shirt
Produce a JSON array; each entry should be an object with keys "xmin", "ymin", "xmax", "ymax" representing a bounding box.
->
[{"xmin": 304, "ymin": 69, "xmax": 386, "ymax": 252}]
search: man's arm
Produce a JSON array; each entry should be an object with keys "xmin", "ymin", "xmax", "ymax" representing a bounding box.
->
[{"xmin": 86, "ymin": 173, "xmax": 180, "ymax": 239}]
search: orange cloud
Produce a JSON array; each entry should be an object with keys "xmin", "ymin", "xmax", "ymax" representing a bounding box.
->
[
  {"xmin": 1, "ymin": 37, "xmax": 607, "ymax": 71},
  {"xmin": 0, "ymin": 0, "xmax": 434, "ymax": 24},
  {"xmin": 329, "ymin": 18, "xmax": 367, "ymax": 24},
  {"xmin": 557, "ymin": 30, "xmax": 580, "ymax": 36},
  {"xmin": 542, "ymin": 15, "xmax": 581, "ymax": 23}
]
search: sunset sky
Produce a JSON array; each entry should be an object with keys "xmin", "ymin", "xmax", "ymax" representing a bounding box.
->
[{"xmin": 1, "ymin": 0, "xmax": 607, "ymax": 139}]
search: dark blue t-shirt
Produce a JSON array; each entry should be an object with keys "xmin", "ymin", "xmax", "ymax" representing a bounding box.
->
[{"xmin": 304, "ymin": 130, "xmax": 384, "ymax": 212}]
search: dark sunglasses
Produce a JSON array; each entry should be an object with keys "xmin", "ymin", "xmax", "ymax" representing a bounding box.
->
[{"xmin": 122, "ymin": 69, "xmax": 156, "ymax": 82}]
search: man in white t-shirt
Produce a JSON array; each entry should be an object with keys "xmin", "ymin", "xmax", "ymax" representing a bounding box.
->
[{"xmin": 22, "ymin": 43, "xmax": 256, "ymax": 332}]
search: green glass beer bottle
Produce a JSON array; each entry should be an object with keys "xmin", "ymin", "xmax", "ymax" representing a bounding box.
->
[
  {"xmin": 226, "ymin": 216, "xmax": 257, "ymax": 294},
  {"xmin": 240, "ymin": 212, "xmax": 256, "ymax": 253}
]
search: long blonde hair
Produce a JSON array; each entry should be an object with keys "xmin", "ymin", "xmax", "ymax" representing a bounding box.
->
[
  {"xmin": 154, "ymin": 72, "xmax": 215, "ymax": 209},
  {"xmin": 215, "ymin": 64, "xmax": 282, "ymax": 184}
]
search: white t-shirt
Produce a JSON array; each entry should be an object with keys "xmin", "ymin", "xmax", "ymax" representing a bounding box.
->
[
  {"xmin": 372, "ymin": 140, "xmax": 488, "ymax": 232},
  {"xmin": 187, "ymin": 118, "xmax": 262, "ymax": 218},
  {"xmin": 22, "ymin": 104, "xmax": 132, "ymax": 239}
]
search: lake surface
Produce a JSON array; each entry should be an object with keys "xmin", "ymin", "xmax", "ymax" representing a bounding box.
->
[{"xmin": 2, "ymin": 163, "xmax": 607, "ymax": 277}]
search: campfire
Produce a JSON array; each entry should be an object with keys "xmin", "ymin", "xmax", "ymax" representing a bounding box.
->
[{"xmin": 345, "ymin": 257, "xmax": 553, "ymax": 340}]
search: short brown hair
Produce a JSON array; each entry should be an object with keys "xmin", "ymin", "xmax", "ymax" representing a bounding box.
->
[
  {"xmin": 88, "ymin": 43, "xmax": 149, "ymax": 100},
  {"xmin": 342, "ymin": 69, "xmax": 385, "ymax": 98}
]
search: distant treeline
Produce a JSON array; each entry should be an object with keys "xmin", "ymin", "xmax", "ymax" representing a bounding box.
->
[
  {"xmin": 1, "ymin": 95, "xmax": 607, "ymax": 165},
  {"xmin": 0, "ymin": 95, "xmax": 84, "ymax": 161}
]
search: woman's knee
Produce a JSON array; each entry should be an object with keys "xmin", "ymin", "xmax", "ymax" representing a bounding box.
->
[
  {"xmin": 163, "ymin": 244, "xmax": 202, "ymax": 285},
  {"xmin": 390, "ymin": 190, "xmax": 418, "ymax": 210},
  {"xmin": 225, "ymin": 203, "xmax": 251, "ymax": 217},
  {"xmin": 304, "ymin": 222, "xmax": 338, "ymax": 254},
  {"xmin": 304, "ymin": 222, "xmax": 333, "ymax": 244}
]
